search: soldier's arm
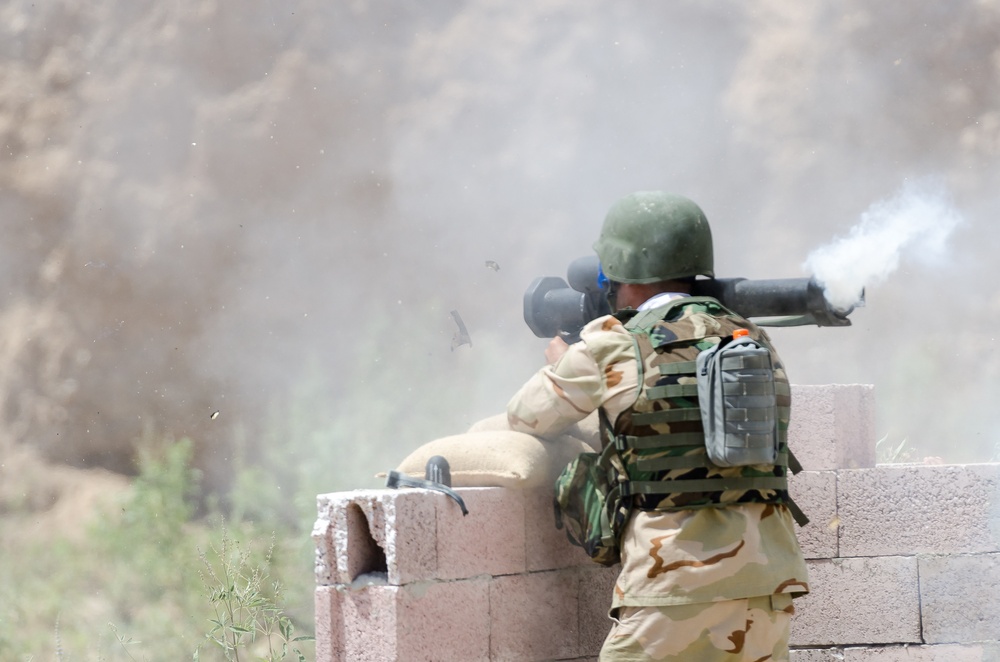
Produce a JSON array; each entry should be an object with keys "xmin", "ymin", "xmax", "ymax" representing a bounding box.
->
[
  {"xmin": 506, "ymin": 339, "xmax": 605, "ymax": 437},
  {"xmin": 507, "ymin": 316, "xmax": 639, "ymax": 437}
]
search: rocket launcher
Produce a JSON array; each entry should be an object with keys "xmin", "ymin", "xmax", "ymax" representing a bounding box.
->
[{"xmin": 523, "ymin": 255, "xmax": 862, "ymax": 342}]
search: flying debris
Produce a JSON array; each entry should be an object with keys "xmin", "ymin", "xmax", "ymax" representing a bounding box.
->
[
  {"xmin": 485, "ymin": 260, "xmax": 500, "ymax": 272},
  {"xmin": 450, "ymin": 309, "xmax": 472, "ymax": 351}
]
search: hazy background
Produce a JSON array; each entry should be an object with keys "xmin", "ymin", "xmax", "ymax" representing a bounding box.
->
[{"xmin": 2, "ymin": 0, "xmax": 999, "ymax": 498}]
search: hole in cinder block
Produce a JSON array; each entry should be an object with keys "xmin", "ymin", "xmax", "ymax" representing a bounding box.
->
[{"xmin": 345, "ymin": 503, "xmax": 388, "ymax": 582}]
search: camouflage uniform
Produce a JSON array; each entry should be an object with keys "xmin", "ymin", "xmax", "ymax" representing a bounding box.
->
[{"xmin": 508, "ymin": 296, "xmax": 809, "ymax": 662}]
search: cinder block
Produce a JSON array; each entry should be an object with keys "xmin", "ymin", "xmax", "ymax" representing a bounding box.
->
[
  {"xmin": 315, "ymin": 586, "xmax": 344, "ymax": 662},
  {"xmin": 314, "ymin": 578, "xmax": 491, "ymax": 662},
  {"xmin": 436, "ymin": 487, "xmax": 526, "ymax": 580},
  {"xmin": 787, "ymin": 471, "xmax": 838, "ymax": 559},
  {"xmin": 314, "ymin": 583, "xmax": 398, "ymax": 662},
  {"xmin": 792, "ymin": 647, "xmax": 996, "ymax": 662},
  {"xmin": 313, "ymin": 511, "xmax": 337, "ymax": 587},
  {"xmin": 788, "ymin": 385, "xmax": 876, "ymax": 471},
  {"xmin": 791, "ymin": 650, "xmax": 845, "ymax": 662},
  {"xmin": 577, "ymin": 565, "xmax": 617, "ymax": 656},
  {"xmin": 838, "ymin": 464, "xmax": 1000, "ymax": 557},
  {"xmin": 791, "ymin": 557, "xmax": 920, "ymax": 646},
  {"xmin": 524, "ymin": 486, "xmax": 595, "ymax": 571},
  {"xmin": 315, "ymin": 488, "xmax": 438, "ymax": 586},
  {"xmin": 490, "ymin": 569, "xmax": 582, "ymax": 661},
  {"xmin": 920, "ymin": 553, "xmax": 1000, "ymax": 644},
  {"xmin": 844, "ymin": 644, "xmax": 996, "ymax": 661}
]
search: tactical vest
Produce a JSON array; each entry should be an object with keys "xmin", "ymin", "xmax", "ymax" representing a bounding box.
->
[{"xmin": 604, "ymin": 296, "xmax": 808, "ymax": 525}]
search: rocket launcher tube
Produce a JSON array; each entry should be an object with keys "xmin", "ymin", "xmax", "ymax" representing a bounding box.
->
[{"xmin": 523, "ymin": 255, "xmax": 860, "ymax": 340}]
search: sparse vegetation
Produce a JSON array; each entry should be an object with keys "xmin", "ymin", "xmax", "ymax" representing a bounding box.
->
[
  {"xmin": 0, "ymin": 436, "xmax": 317, "ymax": 661},
  {"xmin": 197, "ymin": 531, "xmax": 312, "ymax": 661},
  {"xmin": 875, "ymin": 433, "xmax": 914, "ymax": 464}
]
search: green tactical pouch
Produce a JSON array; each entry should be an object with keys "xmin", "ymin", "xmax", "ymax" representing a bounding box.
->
[{"xmin": 553, "ymin": 443, "xmax": 624, "ymax": 567}]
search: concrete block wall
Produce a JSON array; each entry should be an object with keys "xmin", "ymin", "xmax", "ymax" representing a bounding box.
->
[{"xmin": 314, "ymin": 385, "xmax": 1000, "ymax": 661}]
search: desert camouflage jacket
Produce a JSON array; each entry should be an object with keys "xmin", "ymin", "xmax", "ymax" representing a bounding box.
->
[{"xmin": 507, "ymin": 296, "xmax": 810, "ymax": 607}]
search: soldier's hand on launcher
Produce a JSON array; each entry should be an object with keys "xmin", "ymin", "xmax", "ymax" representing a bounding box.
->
[{"xmin": 545, "ymin": 336, "xmax": 570, "ymax": 365}]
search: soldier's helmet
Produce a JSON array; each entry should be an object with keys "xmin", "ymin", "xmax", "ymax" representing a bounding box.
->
[{"xmin": 593, "ymin": 191, "xmax": 714, "ymax": 284}]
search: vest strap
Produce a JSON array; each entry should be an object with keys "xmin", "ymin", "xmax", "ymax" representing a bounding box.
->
[
  {"xmin": 619, "ymin": 432, "xmax": 704, "ymax": 450},
  {"xmin": 634, "ymin": 451, "xmax": 789, "ymax": 473},
  {"xmin": 625, "ymin": 307, "xmax": 673, "ymax": 332},
  {"xmin": 787, "ymin": 449, "xmax": 803, "ymax": 474},
  {"xmin": 632, "ymin": 407, "xmax": 702, "ymax": 425},
  {"xmin": 623, "ymin": 476, "xmax": 789, "ymax": 496},
  {"xmin": 647, "ymin": 383, "xmax": 700, "ymax": 400},
  {"xmin": 786, "ymin": 497, "xmax": 810, "ymax": 526},
  {"xmin": 658, "ymin": 361, "xmax": 697, "ymax": 376}
]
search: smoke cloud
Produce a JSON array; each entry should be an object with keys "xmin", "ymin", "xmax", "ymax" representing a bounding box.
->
[{"xmin": 803, "ymin": 180, "xmax": 964, "ymax": 311}]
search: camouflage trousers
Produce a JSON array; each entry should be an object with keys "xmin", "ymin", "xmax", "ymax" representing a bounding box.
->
[{"xmin": 600, "ymin": 594, "xmax": 794, "ymax": 662}]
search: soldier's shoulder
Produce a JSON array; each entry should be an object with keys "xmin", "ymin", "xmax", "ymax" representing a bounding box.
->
[{"xmin": 578, "ymin": 314, "xmax": 635, "ymax": 356}]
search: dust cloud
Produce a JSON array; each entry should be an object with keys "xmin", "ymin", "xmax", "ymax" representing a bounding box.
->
[{"xmin": 1, "ymin": 0, "xmax": 1000, "ymax": 500}]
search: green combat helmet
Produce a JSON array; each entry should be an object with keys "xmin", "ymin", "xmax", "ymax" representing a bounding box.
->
[{"xmin": 593, "ymin": 191, "xmax": 714, "ymax": 284}]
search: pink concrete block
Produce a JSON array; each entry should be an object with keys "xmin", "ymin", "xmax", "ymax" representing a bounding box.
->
[
  {"xmin": 791, "ymin": 557, "xmax": 920, "ymax": 646},
  {"xmin": 786, "ymin": 470, "xmax": 838, "ymax": 559},
  {"xmin": 315, "ymin": 578, "xmax": 491, "ymax": 662},
  {"xmin": 437, "ymin": 488, "xmax": 526, "ymax": 580},
  {"xmin": 315, "ymin": 586, "xmax": 344, "ymax": 662},
  {"xmin": 919, "ymin": 553, "xmax": 1000, "ymax": 644},
  {"xmin": 838, "ymin": 464, "xmax": 1000, "ymax": 556},
  {"xmin": 394, "ymin": 578, "xmax": 491, "ymax": 661},
  {"xmin": 315, "ymin": 488, "xmax": 439, "ymax": 586},
  {"xmin": 313, "ymin": 504, "xmax": 337, "ymax": 587},
  {"xmin": 314, "ymin": 583, "xmax": 398, "ymax": 662},
  {"xmin": 524, "ymin": 486, "xmax": 596, "ymax": 572},
  {"xmin": 577, "ymin": 565, "xmax": 617, "ymax": 656},
  {"xmin": 844, "ymin": 645, "xmax": 991, "ymax": 661},
  {"xmin": 490, "ymin": 569, "xmax": 582, "ymax": 661},
  {"xmin": 788, "ymin": 385, "xmax": 876, "ymax": 471}
]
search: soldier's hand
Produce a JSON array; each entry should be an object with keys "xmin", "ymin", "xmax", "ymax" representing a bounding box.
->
[{"xmin": 545, "ymin": 336, "xmax": 569, "ymax": 365}]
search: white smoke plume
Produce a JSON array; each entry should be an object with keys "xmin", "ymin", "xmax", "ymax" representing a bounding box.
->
[{"xmin": 803, "ymin": 180, "xmax": 965, "ymax": 311}]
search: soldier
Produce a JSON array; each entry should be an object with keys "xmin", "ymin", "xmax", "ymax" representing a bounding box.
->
[{"xmin": 507, "ymin": 191, "xmax": 809, "ymax": 662}]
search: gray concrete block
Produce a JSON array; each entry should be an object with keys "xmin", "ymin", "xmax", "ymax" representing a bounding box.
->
[
  {"xmin": 791, "ymin": 557, "xmax": 921, "ymax": 646},
  {"xmin": 791, "ymin": 650, "xmax": 845, "ymax": 662},
  {"xmin": 789, "ymin": 385, "xmax": 876, "ymax": 471},
  {"xmin": 845, "ymin": 644, "xmax": 997, "ymax": 660},
  {"xmin": 920, "ymin": 553, "xmax": 1000, "ymax": 644},
  {"xmin": 839, "ymin": 465, "xmax": 1000, "ymax": 557},
  {"xmin": 788, "ymin": 470, "xmax": 838, "ymax": 559}
]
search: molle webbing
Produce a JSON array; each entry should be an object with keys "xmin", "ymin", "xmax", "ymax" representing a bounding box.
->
[
  {"xmin": 621, "ymin": 476, "xmax": 790, "ymax": 497},
  {"xmin": 647, "ymin": 383, "xmax": 699, "ymax": 399},
  {"xmin": 611, "ymin": 297, "xmax": 809, "ymax": 526},
  {"xmin": 617, "ymin": 432, "xmax": 705, "ymax": 449},
  {"xmin": 632, "ymin": 408, "xmax": 702, "ymax": 425},
  {"xmin": 634, "ymin": 451, "xmax": 790, "ymax": 473}
]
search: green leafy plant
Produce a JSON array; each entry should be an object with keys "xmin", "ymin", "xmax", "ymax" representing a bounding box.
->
[{"xmin": 197, "ymin": 529, "xmax": 312, "ymax": 662}]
